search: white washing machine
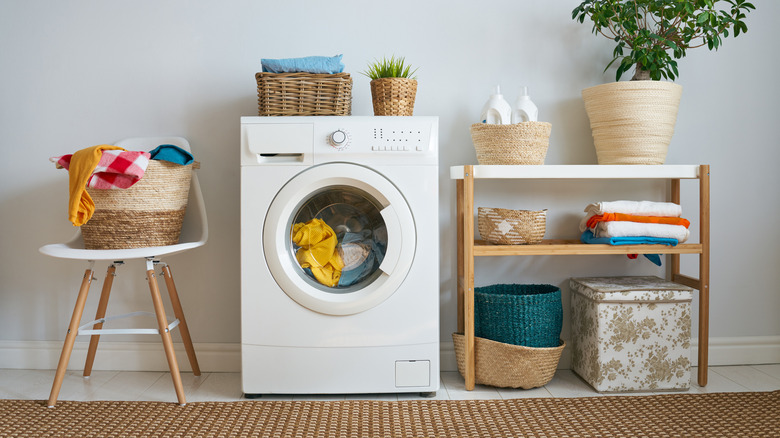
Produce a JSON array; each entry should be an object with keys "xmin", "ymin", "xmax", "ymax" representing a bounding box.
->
[{"xmin": 240, "ymin": 116, "xmax": 439, "ymax": 396}]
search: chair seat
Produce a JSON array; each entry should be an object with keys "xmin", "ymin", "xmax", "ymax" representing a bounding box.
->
[{"xmin": 39, "ymin": 233, "xmax": 205, "ymax": 260}]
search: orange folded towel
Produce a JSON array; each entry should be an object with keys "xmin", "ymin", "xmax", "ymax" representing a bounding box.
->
[
  {"xmin": 67, "ymin": 145, "xmax": 126, "ymax": 226},
  {"xmin": 586, "ymin": 213, "xmax": 690, "ymax": 230}
]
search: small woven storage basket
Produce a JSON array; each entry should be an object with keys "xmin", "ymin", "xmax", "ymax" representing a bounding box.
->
[
  {"xmin": 80, "ymin": 160, "xmax": 195, "ymax": 250},
  {"xmin": 256, "ymin": 72, "xmax": 353, "ymax": 116},
  {"xmin": 369, "ymin": 78, "xmax": 417, "ymax": 116},
  {"xmin": 452, "ymin": 333, "xmax": 564, "ymax": 389},
  {"xmin": 475, "ymin": 284, "xmax": 563, "ymax": 348},
  {"xmin": 478, "ymin": 207, "xmax": 546, "ymax": 245},
  {"xmin": 470, "ymin": 122, "xmax": 551, "ymax": 165}
]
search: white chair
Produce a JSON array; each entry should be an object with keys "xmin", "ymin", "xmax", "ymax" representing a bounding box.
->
[{"xmin": 39, "ymin": 137, "xmax": 208, "ymax": 407}]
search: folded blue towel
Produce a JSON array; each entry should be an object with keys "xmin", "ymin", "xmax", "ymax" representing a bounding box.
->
[
  {"xmin": 148, "ymin": 144, "xmax": 194, "ymax": 165},
  {"xmin": 261, "ymin": 55, "xmax": 344, "ymax": 74},
  {"xmin": 580, "ymin": 230, "xmax": 678, "ymax": 246}
]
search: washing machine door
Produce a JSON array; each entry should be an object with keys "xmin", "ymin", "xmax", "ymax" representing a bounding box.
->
[{"xmin": 263, "ymin": 163, "xmax": 416, "ymax": 315}]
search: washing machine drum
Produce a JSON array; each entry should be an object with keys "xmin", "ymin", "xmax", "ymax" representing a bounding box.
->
[{"xmin": 263, "ymin": 163, "xmax": 416, "ymax": 316}]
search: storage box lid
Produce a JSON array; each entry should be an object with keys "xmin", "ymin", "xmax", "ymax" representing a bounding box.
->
[{"xmin": 569, "ymin": 276, "xmax": 693, "ymax": 303}]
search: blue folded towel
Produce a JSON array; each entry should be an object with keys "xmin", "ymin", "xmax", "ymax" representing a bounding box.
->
[
  {"xmin": 580, "ymin": 230, "xmax": 678, "ymax": 246},
  {"xmin": 581, "ymin": 230, "xmax": 670, "ymax": 266},
  {"xmin": 261, "ymin": 55, "xmax": 344, "ymax": 74},
  {"xmin": 148, "ymin": 144, "xmax": 194, "ymax": 165}
]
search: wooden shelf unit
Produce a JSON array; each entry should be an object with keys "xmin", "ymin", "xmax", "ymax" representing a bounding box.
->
[{"xmin": 453, "ymin": 164, "xmax": 710, "ymax": 391}]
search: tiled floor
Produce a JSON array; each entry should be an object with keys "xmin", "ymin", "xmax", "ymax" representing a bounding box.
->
[{"xmin": 1, "ymin": 365, "xmax": 779, "ymax": 402}]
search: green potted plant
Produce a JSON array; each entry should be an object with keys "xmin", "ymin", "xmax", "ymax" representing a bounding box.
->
[
  {"xmin": 572, "ymin": 0, "xmax": 755, "ymax": 164},
  {"xmin": 362, "ymin": 56, "xmax": 419, "ymax": 116}
]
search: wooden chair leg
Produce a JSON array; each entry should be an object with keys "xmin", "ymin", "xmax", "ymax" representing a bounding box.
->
[
  {"xmin": 84, "ymin": 263, "xmax": 118, "ymax": 377},
  {"xmin": 48, "ymin": 265, "xmax": 95, "ymax": 407},
  {"xmin": 161, "ymin": 264, "xmax": 201, "ymax": 376},
  {"xmin": 146, "ymin": 263, "xmax": 186, "ymax": 405}
]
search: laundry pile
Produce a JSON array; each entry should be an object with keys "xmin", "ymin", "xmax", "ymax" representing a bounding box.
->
[
  {"xmin": 579, "ymin": 200, "xmax": 691, "ymax": 265},
  {"xmin": 292, "ymin": 218, "xmax": 385, "ymax": 289},
  {"xmin": 51, "ymin": 144, "xmax": 194, "ymax": 226}
]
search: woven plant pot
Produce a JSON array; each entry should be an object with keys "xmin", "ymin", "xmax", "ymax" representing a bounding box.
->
[
  {"xmin": 582, "ymin": 81, "xmax": 682, "ymax": 165},
  {"xmin": 470, "ymin": 122, "xmax": 551, "ymax": 165},
  {"xmin": 369, "ymin": 77, "xmax": 417, "ymax": 116},
  {"xmin": 81, "ymin": 160, "xmax": 194, "ymax": 249},
  {"xmin": 475, "ymin": 284, "xmax": 562, "ymax": 348},
  {"xmin": 478, "ymin": 207, "xmax": 546, "ymax": 245},
  {"xmin": 453, "ymin": 333, "xmax": 565, "ymax": 389}
]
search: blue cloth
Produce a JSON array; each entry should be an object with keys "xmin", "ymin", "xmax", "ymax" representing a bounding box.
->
[
  {"xmin": 261, "ymin": 55, "xmax": 344, "ymax": 74},
  {"xmin": 148, "ymin": 144, "xmax": 194, "ymax": 165},
  {"xmin": 580, "ymin": 230, "xmax": 678, "ymax": 246},
  {"xmin": 337, "ymin": 232, "xmax": 384, "ymax": 287}
]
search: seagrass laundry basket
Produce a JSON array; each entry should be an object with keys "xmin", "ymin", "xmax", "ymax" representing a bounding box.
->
[
  {"xmin": 470, "ymin": 121, "xmax": 551, "ymax": 165},
  {"xmin": 80, "ymin": 160, "xmax": 196, "ymax": 250},
  {"xmin": 478, "ymin": 207, "xmax": 546, "ymax": 245},
  {"xmin": 256, "ymin": 72, "xmax": 353, "ymax": 116},
  {"xmin": 452, "ymin": 333, "xmax": 565, "ymax": 389}
]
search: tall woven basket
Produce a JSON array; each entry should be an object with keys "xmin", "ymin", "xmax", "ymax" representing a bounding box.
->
[
  {"xmin": 369, "ymin": 77, "xmax": 417, "ymax": 116},
  {"xmin": 582, "ymin": 81, "xmax": 682, "ymax": 164},
  {"xmin": 256, "ymin": 72, "xmax": 352, "ymax": 116},
  {"xmin": 452, "ymin": 333, "xmax": 565, "ymax": 389},
  {"xmin": 470, "ymin": 122, "xmax": 551, "ymax": 165},
  {"xmin": 81, "ymin": 160, "xmax": 194, "ymax": 250}
]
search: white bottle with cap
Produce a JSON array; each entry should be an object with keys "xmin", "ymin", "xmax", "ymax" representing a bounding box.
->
[
  {"xmin": 511, "ymin": 86, "xmax": 539, "ymax": 123},
  {"xmin": 480, "ymin": 85, "xmax": 512, "ymax": 124}
]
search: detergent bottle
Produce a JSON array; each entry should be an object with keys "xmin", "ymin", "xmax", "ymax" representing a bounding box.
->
[
  {"xmin": 511, "ymin": 86, "xmax": 539, "ymax": 123},
  {"xmin": 479, "ymin": 86, "xmax": 512, "ymax": 124}
]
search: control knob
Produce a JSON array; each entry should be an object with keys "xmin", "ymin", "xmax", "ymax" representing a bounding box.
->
[{"xmin": 329, "ymin": 130, "xmax": 349, "ymax": 149}]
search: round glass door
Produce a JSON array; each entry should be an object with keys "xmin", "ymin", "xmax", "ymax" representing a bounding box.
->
[
  {"xmin": 263, "ymin": 163, "xmax": 416, "ymax": 315},
  {"xmin": 289, "ymin": 186, "xmax": 388, "ymax": 293}
]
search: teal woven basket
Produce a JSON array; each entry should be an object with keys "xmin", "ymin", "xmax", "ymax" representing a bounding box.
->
[{"xmin": 474, "ymin": 284, "xmax": 562, "ymax": 348}]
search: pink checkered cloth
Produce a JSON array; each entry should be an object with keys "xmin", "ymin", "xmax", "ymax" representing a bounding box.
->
[{"xmin": 51, "ymin": 150, "xmax": 151, "ymax": 189}]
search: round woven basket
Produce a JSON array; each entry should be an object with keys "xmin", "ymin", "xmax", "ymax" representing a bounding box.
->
[
  {"xmin": 478, "ymin": 207, "xmax": 546, "ymax": 245},
  {"xmin": 452, "ymin": 333, "xmax": 565, "ymax": 389},
  {"xmin": 81, "ymin": 160, "xmax": 194, "ymax": 250},
  {"xmin": 470, "ymin": 122, "xmax": 551, "ymax": 165},
  {"xmin": 369, "ymin": 78, "xmax": 417, "ymax": 116},
  {"xmin": 582, "ymin": 81, "xmax": 682, "ymax": 165},
  {"xmin": 475, "ymin": 283, "xmax": 562, "ymax": 348}
]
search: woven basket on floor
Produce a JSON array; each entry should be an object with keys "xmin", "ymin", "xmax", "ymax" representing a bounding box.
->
[
  {"xmin": 369, "ymin": 78, "xmax": 417, "ymax": 116},
  {"xmin": 470, "ymin": 122, "xmax": 551, "ymax": 165},
  {"xmin": 81, "ymin": 160, "xmax": 195, "ymax": 250},
  {"xmin": 582, "ymin": 81, "xmax": 682, "ymax": 164},
  {"xmin": 256, "ymin": 72, "xmax": 352, "ymax": 116},
  {"xmin": 478, "ymin": 207, "xmax": 546, "ymax": 245},
  {"xmin": 475, "ymin": 283, "xmax": 563, "ymax": 348},
  {"xmin": 452, "ymin": 333, "xmax": 565, "ymax": 389}
]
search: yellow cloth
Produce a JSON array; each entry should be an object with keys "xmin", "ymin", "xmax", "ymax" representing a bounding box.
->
[
  {"xmin": 292, "ymin": 218, "xmax": 344, "ymax": 287},
  {"xmin": 67, "ymin": 145, "xmax": 125, "ymax": 226}
]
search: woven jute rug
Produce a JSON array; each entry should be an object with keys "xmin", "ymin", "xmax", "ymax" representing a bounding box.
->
[{"xmin": 1, "ymin": 391, "xmax": 778, "ymax": 437}]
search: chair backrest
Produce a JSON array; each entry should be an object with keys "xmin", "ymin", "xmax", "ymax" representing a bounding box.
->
[{"xmin": 113, "ymin": 137, "xmax": 208, "ymax": 247}]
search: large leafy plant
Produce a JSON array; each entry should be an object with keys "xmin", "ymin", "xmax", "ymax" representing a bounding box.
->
[
  {"xmin": 361, "ymin": 56, "xmax": 418, "ymax": 80},
  {"xmin": 572, "ymin": 0, "xmax": 755, "ymax": 81}
]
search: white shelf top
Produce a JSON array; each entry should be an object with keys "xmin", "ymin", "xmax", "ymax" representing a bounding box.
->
[{"xmin": 450, "ymin": 165, "xmax": 702, "ymax": 180}]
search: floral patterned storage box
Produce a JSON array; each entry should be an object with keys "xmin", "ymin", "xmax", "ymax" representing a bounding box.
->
[{"xmin": 569, "ymin": 276, "xmax": 693, "ymax": 392}]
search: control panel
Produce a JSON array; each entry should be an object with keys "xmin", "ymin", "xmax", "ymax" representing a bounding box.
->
[{"xmin": 370, "ymin": 128, "xmax": 426, "ymax": 152}]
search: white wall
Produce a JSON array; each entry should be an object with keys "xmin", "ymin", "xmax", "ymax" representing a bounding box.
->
[{"xmin": 1, "ymin": 1, "xmax": 778, "ymax": 370}]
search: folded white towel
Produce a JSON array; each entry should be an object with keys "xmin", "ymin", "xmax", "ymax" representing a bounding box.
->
[
  {"xmin": 585, "ymin": 200, "xmax": 682, "ymax": 217},
  {"xmin": 591, "ymin": 221, "xmax": 689, "ymax": 243}
]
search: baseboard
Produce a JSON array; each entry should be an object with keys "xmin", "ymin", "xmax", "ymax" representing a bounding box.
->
[{"xmin": 2, "ymin": 336, "xmax": 778, "ymax": 372}]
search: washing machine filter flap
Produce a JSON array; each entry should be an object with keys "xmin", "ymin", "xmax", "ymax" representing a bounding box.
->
[{"xmin": 263, "ymin": 163, "xmax": 416, "ymax": 316}]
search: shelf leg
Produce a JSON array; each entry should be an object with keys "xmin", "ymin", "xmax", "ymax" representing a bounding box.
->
[
  {"xmin": 698, "ymin": 165, "xmax": 711, "ymax": 387},
  {"xmin": 463, "ymin": 165, "xmax": 475, "ymax": 391}
]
